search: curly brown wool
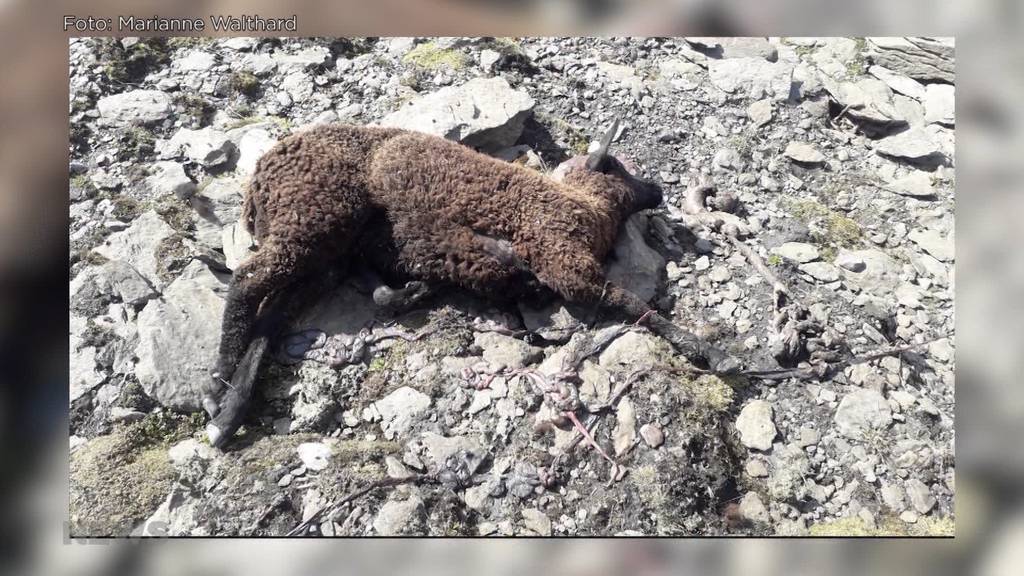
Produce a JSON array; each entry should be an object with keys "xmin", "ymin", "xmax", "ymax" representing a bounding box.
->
[{"xmin": 206, "ymin": 123, "xmax": 735, "ymax": 447}]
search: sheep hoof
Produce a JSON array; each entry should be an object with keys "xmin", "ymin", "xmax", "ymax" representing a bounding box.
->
[
  {"xmin": 206, "ymin": 423, "xmax": 226, "ymax": 448},
  {"xmin": 203, "ymin": 396, "xmax": 220, "ymax": 418},
  {"xmin": 373, "ymin": 281, "xmax": 431, "ymax": 312}
]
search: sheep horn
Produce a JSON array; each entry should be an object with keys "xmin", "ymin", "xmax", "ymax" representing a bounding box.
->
[{"xmin": 586, "ymin": 118, "xmax": 620, "ymax": 170}]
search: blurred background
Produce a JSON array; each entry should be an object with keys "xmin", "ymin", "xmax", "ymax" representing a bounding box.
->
[{"xmin": 2, "ymin": 0, "xmax": 1022, "ymax": 573}]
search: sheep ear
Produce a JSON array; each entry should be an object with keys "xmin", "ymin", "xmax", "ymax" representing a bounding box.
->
[{"xmin": 586, "ymin": 118, "xmax": 620, "ymax": 170}]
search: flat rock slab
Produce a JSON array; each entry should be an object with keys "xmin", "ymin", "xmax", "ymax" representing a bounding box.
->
[
  {"xmin": 605, "ymin": 213, "xmax": 665, "ymax": 303},
  {"xmin": 379, "ymin": 77, "xmax": 535, "ymax": 152},
  {"xmin": 867, "ymin": 37, "xmax": 955, "ymax": 83},
  {"xmin": 97, "ymin": 89, "xmax": 172, "ymax": 125},
  {"xmin": 134, "ymin": 261, "xmax": 228, "ymax": 411},
  {"xmin": 735, "ymin": 400, "xmax": 777, "ymax": 450},
  {"xmin": 708, "ymin": 57, "xmax": 794, "ymax": 101},
  {"xmin": 834, "ymin": 389, "xmax": 893, "ymax": 439}
]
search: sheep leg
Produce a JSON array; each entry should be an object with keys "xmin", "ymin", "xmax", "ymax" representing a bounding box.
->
[
  {"xmin": 210, "ymin": 240, "xmax": 310, "ymax": 403},
  {"xmin": 538, "ymin": 257, "xmax": 740, "ymax": 373},
  {"xmin": 602, "ymin": 285, "xmax": 740, "ymax": 373}
]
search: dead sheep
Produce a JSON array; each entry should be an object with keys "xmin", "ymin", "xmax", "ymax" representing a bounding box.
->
[{"xmin": 205, "ymin": 120, "xmax": 739, "ymax": 447}]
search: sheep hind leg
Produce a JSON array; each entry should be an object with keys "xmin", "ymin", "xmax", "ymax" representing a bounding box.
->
[{"xmin": 207, "ymin": 239, "xmax": 312, "ymax": 412}]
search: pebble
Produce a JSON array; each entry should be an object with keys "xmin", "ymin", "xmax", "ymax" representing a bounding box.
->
[{"xmin": 639, "ymin": 423, "xmax": 665, "ymax": 448}]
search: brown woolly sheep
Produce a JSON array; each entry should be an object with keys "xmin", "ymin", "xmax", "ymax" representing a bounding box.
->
[{"xmin": 205, "ymin": 121, "xmax": 739, "ymax": 447}]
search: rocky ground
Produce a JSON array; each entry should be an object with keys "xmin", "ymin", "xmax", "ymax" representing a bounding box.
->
[{"xmin": 68, "ymin": 36, "xmax": 955, "ymax": 536}]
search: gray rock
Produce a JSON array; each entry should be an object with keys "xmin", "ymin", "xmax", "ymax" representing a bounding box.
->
[
  {"xmin": 165, "ymin": 127, "xmax": 236, "ymax": 168},
  {"xmin": 516, "ymin": 300, "xmax": 586, "ymax": 342},
  {"xmin": 923, "ymin": 84, "xmax": 955, "ymax": 125},
  {"xmin": 800, "ymin": 262, "xmax": 840, "ymax": 282},
  {"xmin": 70, "ymin": 317, "xmax": 104, "ymax": 404},
  {"xmin": 736, "ymin": 400, "xmax": 777, "ymax": 450},
  {"xmin": 658, "ymin": 59, "xmax": 702, "ymax": 78},
  {"xmin": 838, "ymin": 248, "xmax": 902, "ymax": 296},
  {"xmin": 94, "ymin": 211, "xmax": 177, "ymax": 290},
  {"xmin": 687, "ymin": 37, "xmax": 777, "ymax": 61},
  {"xmin": 867, "ymin": 37, "xmax": 955, "ymax": 83},
  {"xmin": 599, "ymin": 331, "xmax": 670, "ymax": 372},
  {"xmin": 273, "ymin": 46, "xmax": 331, "ymax": 70},
  {"xmin": 373, "ymin": 493, "xmax": 426, "ymax": 535},
  {"xmin": 910, "ymin": 252, "xmax": 949, "ymax": 286},
  {"xmin": 138, "ymin": 485, "xmax": 200, "ymax": 536},
  {"xmin": 147, "ymin": 161, "xmax": 195, "ymax": 199},
  {"xmin": 873, "ymin": 127, "xmax": 943, "ymax": 161},
  {"xmin": 97, "ymin": 90, "xmax": 173, "ymax": 125},
  {"xmin": 640, "ymin": 423, "xmax": 665, "ymax": 448},
  {"xmin": 371, "ymin": 386, "xmax": 432, "ymax": 440},
  {"xmin": 417, "ymin": 432, "xmax": 486, "ymax": 476},
  {"xmin": 784, "ymin": 141, "xmax": 826, "ymax": 164},
  {"xmin": 707, "ymin": 58, "xmax": 794, "ymax": 100},
  {"xmin": 908, "ymin": 228, "xmax": 954, "ymax": 262},
  {"xmin": 834, "ymin": 251, "xmax": 866, "ymax": 272},
  {"xmin": 739, "ymin": 492, "xmax": 770, "ymax": 524},
  {"xmin": 297, "ymin": 442, "xmax": 332, "ymax": 471},
  {"xmin": 768, "ymin": 443, "xmax": 811, "ymax": 500},
  {"xmin": 774, "ymin": 242, "xmax": 820, "ymax": 263},
  {"xmin": 221, "ymin": 221, "xmax": 256, "ymax": 271},
  {"xmin": 821, "ymin": 77, "xmax": 904, "ymax": 125},
  {"xmin": 713, "ymin": 148, "xmax": 743, "ymax": 171},
  {"xmin": 280, "ymin": 71, "xmax": 314, "ymax": 101},
  {"xmin": 522, "ymin": 508, "xmax": 552, "ymax": 536},
  {"xmin": 880, "ymin": 482, "xmax": 908, "ymax": 511},
  {"xmin": 605, "ymin": 213, "xmax": 665, "ymax": 302},
  {"xmin": 868, "ymin": 65, "xmax": 926, "ymax": 101},
  {"xmin": 474, "ymin": 332, "xmax": 543, "ymax": 369},
  {"xmin": 708, "ymin": 266, "xmax": 732, "ymax": 285},
  {"xmin": 886, "ymin": 172, "xmax": 935, "ymax": 198},
  {"xmin": 234, "ymin": 128, "xmax": 277, "ymax": 176},
  {"xmin": 221, "ymin": 37, "xmax": 258, "ymax": 51},
  {"xmin": 190, "ymin": 175, "xmax": 246, "ymax": 250},
  {"xmin": 905, "ymin": 478, "xmax": 937, "ymax": 514},
  {"xmin": 746, "ymin": 459, "xmax": 769, "ymax": 477},
  {"xmin": 834, "ymin": 389, "xmax": 892, "ymax": 439},
  {"xmin": 175, "ymin": 50, "xmax": 216, "ymax": 71},
  {"xmin": 379, "ymin": 77, "xmax": 535, "ymax": 152},
  {"xmin": 613, "ymin": 397, "xmax": 637, "ymax": 456},
  {"xmin": 596, "ymin": 62, "xmax": 644, "ymax": 97},
  {"xmin": 134, "ymin": 261, "xmax": 228, "ymax": 411},
  {"xmin": 747, "ymin": 99, "xmax": 773, "ymax": 127}
]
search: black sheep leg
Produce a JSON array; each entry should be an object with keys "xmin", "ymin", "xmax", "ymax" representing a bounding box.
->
[{"xmin": 538, "ymin": 256, "xmax": 741, "ymax": 373}]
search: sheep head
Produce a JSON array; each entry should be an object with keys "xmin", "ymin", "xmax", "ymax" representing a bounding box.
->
[{"xmin": 552, "ymin": 119, "xmax": 664, "ymax": 217}]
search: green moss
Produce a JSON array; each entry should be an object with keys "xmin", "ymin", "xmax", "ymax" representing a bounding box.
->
[
  {"xmin": 727, "ymin": 134, "xmax": 754, "ymax": 159},
  {"xmin": 125, "ymin": 410, "xmax": 205, "ymax": 448},
  {"xmin": 228, "ymin": 71, "xmax": 261, "ymax": 98},
  {"xmin": 151, "ymin": 194, "xmax": 195, "ymax": 233},
  {"xmin": 110, "ymin": 194, "xmax": 143, "ymax": 221},
  {"xmin": 846, "ymin": 38, "xmax": 868, "ymax": 77},
  {"xmin": 402, "ymin": 41, "xmax": 468, "ymax": 71},
  {"xmin": 680, "ymin": 374, "xmax": 736, "ymax": 415},
  {"xmin": 807, "ymin": 513, "xmax": 954, "ymax": 536},
  {"xmin": 97, "ymin": 38, "xmax": 171, "ymax": 85},
  {"xmin": 780, "ymin": 197, "xmax": 863, "ymax": 254},
  {"xmin": 168, "ymin": 37, "xmax": 212, "ymax": 50},
  {"xmin": 330, "ymin": 439, "xmax": 401, "ymax": 463},
  {"xmin": 116, "ymin": 127, "xmax": 155, "ymax": 161},
  {"xmin": 367, "ymin": 341, "xmax": 409, "ymax": 374},
  {"xmin": 174, "ymin": 93, "xmax": 215, "ymax": 126},
  {"xmin": 767, "ymin": 254, "xmax": 783, "ymax": 267},
  {"xmin": 69, "ymin": 427, "xmax": 175, "ymax": 536},
  {"xmin": 154, "ymin": 233, "xmax": 193, "ymax": 284}
]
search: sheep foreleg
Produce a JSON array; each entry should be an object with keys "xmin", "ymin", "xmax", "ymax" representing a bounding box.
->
[{"xmin": 601, "ymin": 284, "xmax": 742, "ymax": 374}]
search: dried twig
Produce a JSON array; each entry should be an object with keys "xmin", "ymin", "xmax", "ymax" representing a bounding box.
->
[{"xmin": 285, "ymin": 474, "xmax": 431, "ymax": 536}]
